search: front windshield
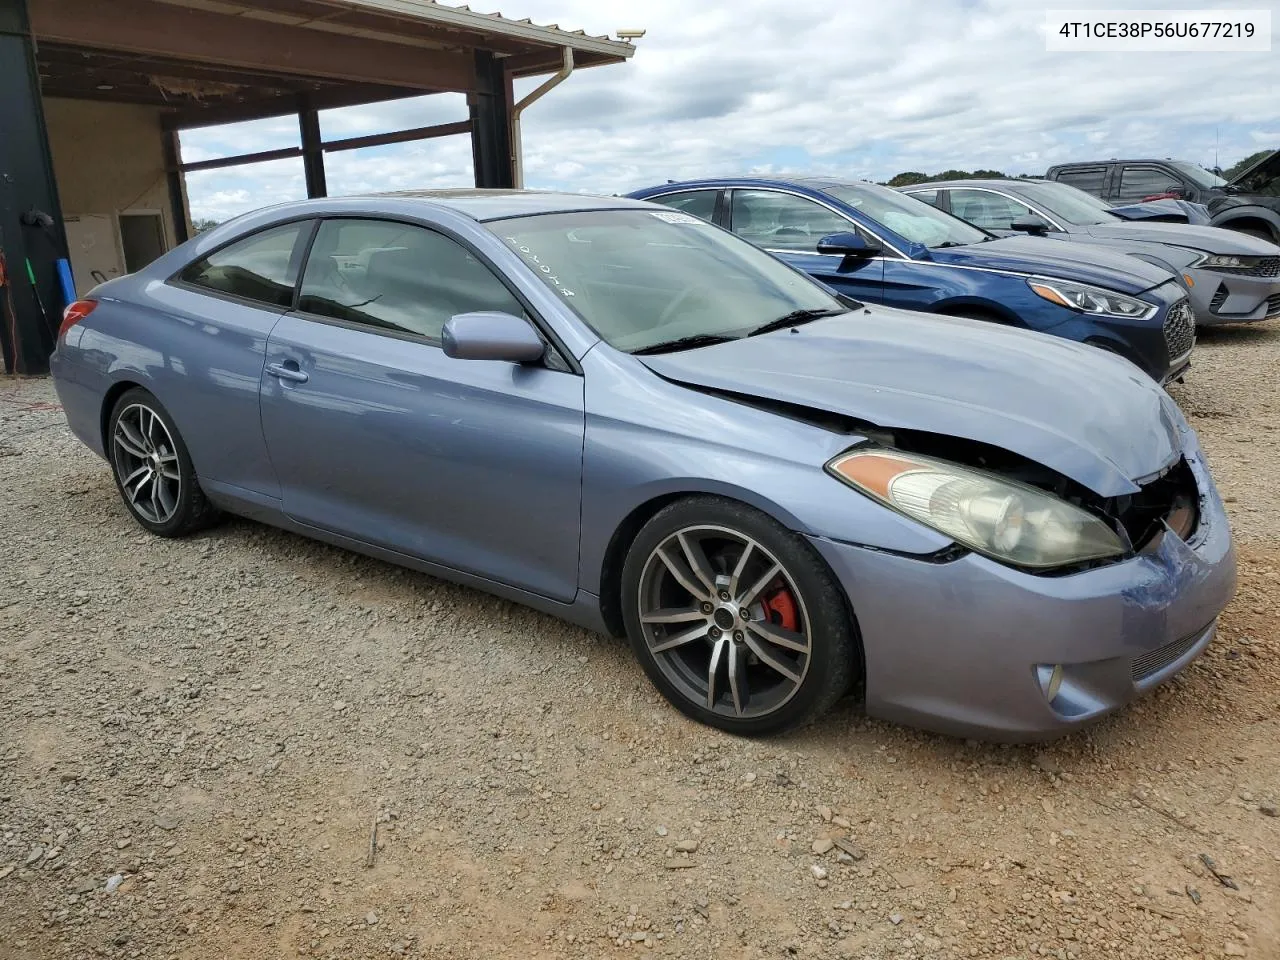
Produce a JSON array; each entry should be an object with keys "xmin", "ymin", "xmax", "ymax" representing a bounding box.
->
[
  {"xmin": 488, "ymin": 209, "xmax": 846, "ymax": 353},
  {"xmin": 1013, "ymin": 181, "xmax": 1119, "ymax": 225},
  {"xmin": 820, "ymin": 182, "xmax": 989, "ymax": 248},
  {"xmin": 1168, "ymin": 161, "xmax": 1228, "ymax": 188}
]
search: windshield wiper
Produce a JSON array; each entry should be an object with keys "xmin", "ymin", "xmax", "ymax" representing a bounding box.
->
[
  {"xmin": 746, "ymin": 307, "xmax": 845, "ymax": 337},
  {"xmin": 631, "ymin": 334, "xmax": 739, "ymax": 355},
  {"xmin": 931, "ymin": 241, "xmax": 965, "ymax": 248}
]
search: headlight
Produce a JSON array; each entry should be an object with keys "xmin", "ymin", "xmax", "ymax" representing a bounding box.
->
[
  {"xmin": 1027, "ymin": 278, "xmax": 1157, "ymax": 320},
  {"xmin": 1195, "ymin": 254, "xmax": 1254, "ymax": 270},
  {"xmin": 826, "ymin": 448, "xmax": 1126, "ymax": 570}
]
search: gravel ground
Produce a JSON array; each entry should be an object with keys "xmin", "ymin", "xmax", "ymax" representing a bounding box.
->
[{"xmin": 2, "ymin": 324, "xmax": 1279, "ymax": 960}]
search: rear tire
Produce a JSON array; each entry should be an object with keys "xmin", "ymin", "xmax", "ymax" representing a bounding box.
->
[
  {"xmin": 107, "ymin": 388, "xmax": 217, "ymax": 538},
  {"xmin": 621, "ymin": 496, "xmax": 858, "ymax": 736}
]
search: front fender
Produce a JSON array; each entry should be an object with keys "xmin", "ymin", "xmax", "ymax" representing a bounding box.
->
[
  {"xmin": 1211, "ymin": 205, "xmax": 1280, "ymax": 239},
  {"xmin": 577, "ymin": 349, "xmax": 954, "ymax": 595}
]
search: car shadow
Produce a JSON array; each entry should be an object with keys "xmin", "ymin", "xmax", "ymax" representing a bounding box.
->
[{"xmin": 1195, "ymin": 320, "xmax": 1279, "ymax": 345}]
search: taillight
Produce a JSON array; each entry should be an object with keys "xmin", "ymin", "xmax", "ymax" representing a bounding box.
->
[{"xmin": 60, "ymin": 299, "xmax": 97, "ymax": 339}]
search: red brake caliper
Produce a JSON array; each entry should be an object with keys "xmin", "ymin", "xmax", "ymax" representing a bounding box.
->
[{"xmin": 760, "ymin": 587, "xmax": 799, "ymax": 632}]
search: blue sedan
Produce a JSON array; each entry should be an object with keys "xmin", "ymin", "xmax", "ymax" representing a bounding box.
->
[
  {"xmin": 627, "ymin": 178, "xmax": 1196, "ymax": 383},
  {"xmin": 50, "ymin": 191, "xmax": 1234, "ymax": 740}
]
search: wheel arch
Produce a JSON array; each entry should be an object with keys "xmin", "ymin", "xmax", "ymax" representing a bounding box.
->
[
  {"xmin": 99, "ymin": 379, "xmax": 147, "ymax": 457},
  {"xmin": 930, "ymin": 299, "xmax": 1021, "ymax": 326},
  {"xmin": 594, "ymin": 489, "xmax": 866, "ymax": 699},
  {"xmin": 1211, "ymin": 209, "xmax": 1280, "ymax": 242}
]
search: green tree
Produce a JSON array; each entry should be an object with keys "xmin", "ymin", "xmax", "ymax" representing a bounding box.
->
[
  {"xmin": 1225, "ymin": 149, "xmax": 1273, "ymax": 181},
  {"xmin": 192, "ymin": 217, "xmax": 221, "ymax": 234},
  {"xmin": 887, "ymin": 171, "xmax": 931, "ymax": 187}
]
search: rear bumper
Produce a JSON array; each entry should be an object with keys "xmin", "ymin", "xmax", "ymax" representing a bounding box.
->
[
  {"xmin": 808, "ymin": 431, "xmax": 1236, "ymax": 741},
  {"xmin": 49, "ymin": 346, "xmax": 107, "ymax": 459}
]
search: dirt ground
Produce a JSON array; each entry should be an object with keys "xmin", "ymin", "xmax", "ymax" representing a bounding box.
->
[{"xmin": 2, "ymin": 323, "xmax": 1278, "ymax": 960}]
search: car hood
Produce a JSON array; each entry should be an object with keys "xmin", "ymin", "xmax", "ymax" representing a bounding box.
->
[
  {"xmin": 926, "ymin": 235, "xmax": 1174, "ymax": 294},
  {"xmin": 641, "ymin": 308, "xmax": 1182, "ymax": 498},
  {"xmin": 1227, "ymin": 148, "xmax": 1280, "ymax": 187},
  {"xmin": 1081, "ymin": 220, "xmax": 1277, "ymax": 255},
  {"xmin": 1108, "ymin": 198, "xmax": 1213, "ymax": 225}
]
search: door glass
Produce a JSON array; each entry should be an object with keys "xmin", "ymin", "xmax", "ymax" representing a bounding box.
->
[
  {"xmin": 648, "ymin": 190, "xmax": 718, "ymax": 222},
  {"xmin": 907, "ymin": 189, "xmax": 940, "ymax": 207},
  {"xmin": 947, "ymin": 189, "xmax": 1034, "ymax": 230},
  {"xmin": 1116, "ymin": 166, "xmax": 1183, "ymax": 202},
  {"xmin": 1054, "ymin": 166, "xmax": 1108, "ymax": 197},
  {"xmin": 178, "ymin": 221, "xmax": 309, "ymax": 307},
  {"xmin": 298, "ymin": 219, "xmax": 526, "ymax": 341},
  {"xmin": 730, "ymin": 190, "xmax": 855, "ymax": 252}
]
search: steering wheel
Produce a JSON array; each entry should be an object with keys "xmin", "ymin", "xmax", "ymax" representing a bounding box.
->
[{"xmin": 656, "ymin": 281, "xmax": 715, "ymax": 327}]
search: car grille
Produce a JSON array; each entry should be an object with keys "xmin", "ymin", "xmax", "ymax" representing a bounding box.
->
[
  {"xmin": 1249, "ymin": 256, "xmax": 1280, "ymax": 278},
  {"xmin": 1163, "ymin": 300, "xmax": 1196, "ymax": 361},
  {"xmin": 1131, "ymin": 628, "xmax": 1205, "ymax": 682},
  {"xmin": 1267, "ymin": 293, "xmax": 1280, "ymax": 319},
  {"xmin": 1209, "ymin": 285, "xmax": 1228, "ymax": 313}
]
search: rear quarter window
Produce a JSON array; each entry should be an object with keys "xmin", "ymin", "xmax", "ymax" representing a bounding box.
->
[
  {"xmin": 177, "ymin": 221, "xmax": 310, "ymax": 308},
  {"xmin": 1051, "ymin": 166, "xmax": 1108, "ymax": 198},
  {"xmin": 646, "ymin": 190, "xmax": 719, "ymax": 223}
]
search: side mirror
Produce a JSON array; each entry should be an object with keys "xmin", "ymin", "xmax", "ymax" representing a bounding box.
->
[
  {"xmin": 442, "ymin": 311, "xmax": 545, "ymax": 363},
  {"xmin": 816, "ymin": 231, "xmax": 881, "ymax": 258},
  {"xmin": 1009, "ymin": 215, "xmax": 1051, "ymax": 236}
]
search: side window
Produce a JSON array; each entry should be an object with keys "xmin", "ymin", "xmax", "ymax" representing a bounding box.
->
[
  {"xmin": 1116, "ymin": 166, "xmax": 1183, "ymax": 202},
  {"xmin": 298, "ymin": 219, "xmax": 526, "ymax": 342},
  {"xmin": 907, "ymin": 189, "xmax": 940, "ymax": 207},
  {"xmin": 648, "ymin": 190, "xmax": 718, "ymax": 223},
  {"xmin": 1053, "ymin": 166, "xmax": 1108, "ymax": 198},
  {"xmin": 178, "ymin": 221, "xmax": 309, "ymax": 308},
  {"xmin": 948, "ymin": 189, "xmax": 1033, "ymax": 231},
  {"xmin": 730, "ymin": 190, "xmax": 856, "ymax": 253}
]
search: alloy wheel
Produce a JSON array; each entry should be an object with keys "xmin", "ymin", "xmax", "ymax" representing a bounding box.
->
[
  {"xmin": 112, "ymin": 403, "xmax": 182, "ymax": 524},
  {"xmin": 636, "ymin": 524, "xmax": 812, "ymax": 720}
]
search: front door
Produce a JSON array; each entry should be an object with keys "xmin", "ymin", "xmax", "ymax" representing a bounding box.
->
[
  {"xmin": 726, "ymin": 189, "xmax": 885, "ymax": 302},
  {"xmin": 258, "ymin": 217, "xmax": 586, "ymax": 602}
]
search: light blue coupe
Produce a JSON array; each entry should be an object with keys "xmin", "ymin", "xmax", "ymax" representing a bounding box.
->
[{"xmin": 50, "ymin": 191, "xmax": 1235, "ymax": 740}]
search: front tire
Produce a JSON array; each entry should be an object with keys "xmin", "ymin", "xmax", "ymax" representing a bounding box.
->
[
  {"xmin": 107, "ymin": 388, "xmax": 216, "ymax": 537},
  {"xmin": 621, "ymin": 497, "xmax": 859, "ymax": 735}
]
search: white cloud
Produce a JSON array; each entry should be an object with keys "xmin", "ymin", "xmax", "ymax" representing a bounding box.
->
[{"xmin": 181, "ymin": 0, "xmax": 1280, "ymax": 222}]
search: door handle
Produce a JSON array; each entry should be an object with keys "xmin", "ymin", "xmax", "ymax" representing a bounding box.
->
[{"xmin": 266, "ymin": 361, "xmax": 309, "ymax": 384}]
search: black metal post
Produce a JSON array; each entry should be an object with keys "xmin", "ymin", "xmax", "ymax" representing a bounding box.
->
[
  {"xmin": 161, "ymin": 129, "xmax": 190, "ymax": 244},
  {"xmin": 0, "ymin": 0, "xmax": 64, "ymax": 373},
  {"xmin": 298, "ymin": 97, "xmax": 328, "ymax": 198},
  {"xmin": 469, "ymin": 51, "xmax": 514, "ymax": 189}
]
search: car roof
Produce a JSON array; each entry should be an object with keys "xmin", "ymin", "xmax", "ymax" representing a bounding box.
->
[
  {"xmin": 637, "ymin": 176, "xmax": 874, "ymax": 195},
  {"xmin": 902, "ymin": 179, "xmax": 1052, "ymax": 190},
  {"xmin": 1049, "ymin": 160, "xmax": 1170, "ymax": 167},
  {"xmin": 241, "ymin": 189, "xmax": 655, "ymax": 223}
]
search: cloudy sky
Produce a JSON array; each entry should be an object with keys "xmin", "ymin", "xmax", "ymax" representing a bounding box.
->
[{"xmin": 181, "ymin": 0, "xmax": 1279, "ymax": 222}]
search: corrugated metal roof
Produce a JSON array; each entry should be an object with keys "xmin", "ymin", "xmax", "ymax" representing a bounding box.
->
[{"xmin": 334, "ymin": 0, "xmax": 636, "ymax": 59}]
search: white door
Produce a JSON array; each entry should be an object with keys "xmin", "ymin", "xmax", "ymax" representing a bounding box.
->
[{"xmin": 64, "ymin": 215, "xmax": 124, "ymax": 296}]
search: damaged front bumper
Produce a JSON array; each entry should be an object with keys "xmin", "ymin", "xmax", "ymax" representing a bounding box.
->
[{"xmin": 808, "ymin": 430, "xmax": 1237, "ymax": 741}]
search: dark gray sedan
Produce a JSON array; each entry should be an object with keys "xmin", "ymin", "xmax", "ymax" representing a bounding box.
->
[
  {"xmin": 902, "ymin": 179, "xmax": 1280, "ymax": 326},
  {"xmin": 49, "ymin": 190, "xmax": 1235, "ymax": 741}
]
